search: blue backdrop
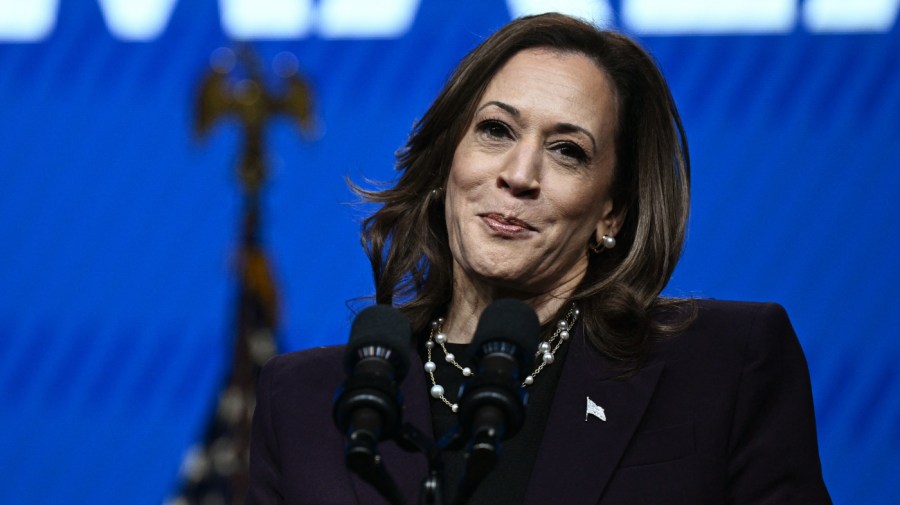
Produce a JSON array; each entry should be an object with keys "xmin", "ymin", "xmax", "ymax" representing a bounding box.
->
[{"xmin": 1, "ymin": 1, "xmax": 898, "ymax": 503}]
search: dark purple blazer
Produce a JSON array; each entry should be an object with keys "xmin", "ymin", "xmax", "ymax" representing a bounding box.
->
[{"xmin": 247, "ymin": 300, "xmax": 831, "ymax": 504}]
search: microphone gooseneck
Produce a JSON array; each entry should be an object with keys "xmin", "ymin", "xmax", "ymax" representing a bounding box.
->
[
  {"xmin": 333, "ymin": 304, "xmax": 412, "ymax": 505},
  {"xmin": 455, "ymin": 298, "xmax": 540, "ymax": 503}
]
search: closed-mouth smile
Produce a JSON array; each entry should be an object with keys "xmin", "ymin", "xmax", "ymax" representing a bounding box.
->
[{"xmin": 480, "ymin": 213, "xmax": 537, "ymax": 235}]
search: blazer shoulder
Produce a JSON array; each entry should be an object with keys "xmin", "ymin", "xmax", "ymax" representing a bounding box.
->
[
  {"xmin": 678, "ymin": 299, "xmax": 800, "ymax": 362},
  {"xmin": 268, "ymin": 344, "xmax": 346, "ymax": 370},
  {"xmin": 692, "ymin": 298, "xmax": 788, "ymax": 322},
  {"xmin": 262, "ymin": 344, "xmax": 347, "ymax": 395},
  {"xmin": 687, "ymin": 299, "xmax": 791, "ymax": 336}
]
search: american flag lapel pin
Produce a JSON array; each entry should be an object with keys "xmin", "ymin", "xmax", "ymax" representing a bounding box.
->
[{"xmin": 586, "ymin": 396, "xmax": 607, "ymax": 422}]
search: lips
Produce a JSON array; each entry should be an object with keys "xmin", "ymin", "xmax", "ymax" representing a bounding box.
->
[{"xmin": 480, "ymin": 213, "xmax": 537, "ymax": 235}]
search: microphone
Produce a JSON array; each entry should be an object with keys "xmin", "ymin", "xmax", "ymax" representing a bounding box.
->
[
  {"xmin": 456, "ymin": 299, "xmax": 540, "ymax": 491},
  {"xmin": 333, "ymin": 304, "xmax": 411, "ymax": 504}
]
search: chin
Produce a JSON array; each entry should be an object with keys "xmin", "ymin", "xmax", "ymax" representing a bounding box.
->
[
  {"xmin": 451, "ymin": 241, "xmax": 545, "ymax": 291},
  {"xmin": 468, "ymin": 263, "xmax": 537, "ymax": 292}
]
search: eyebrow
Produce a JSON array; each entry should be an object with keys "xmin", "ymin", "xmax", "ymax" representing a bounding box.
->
[{"xmin": 476, "ymin": 100, "xmax": 597, "ymax": 152}]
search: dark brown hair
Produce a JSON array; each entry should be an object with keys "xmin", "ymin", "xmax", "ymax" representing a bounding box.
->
[{"xmin": 356, "ymin": 13, "xmax": 691, "ymax": 365}]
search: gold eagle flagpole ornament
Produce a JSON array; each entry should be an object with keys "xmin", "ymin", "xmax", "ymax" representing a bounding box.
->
[{"xmin": 168, "ymin": 45, "xmax": 314, "ymax": 505}]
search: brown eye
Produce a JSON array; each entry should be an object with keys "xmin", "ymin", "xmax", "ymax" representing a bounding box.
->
[
  {"xmin": 555, "ymin": 142, "xmax": 589, "ymax": 163},
  {"xmin": 477, "ymin": 119, "xmax": 512, "ymax": 139}
]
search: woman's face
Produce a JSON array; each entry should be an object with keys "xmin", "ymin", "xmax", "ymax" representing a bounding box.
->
[{"xmin": 444, "ymin": 48, "xmax": 620, "ymax": 297}]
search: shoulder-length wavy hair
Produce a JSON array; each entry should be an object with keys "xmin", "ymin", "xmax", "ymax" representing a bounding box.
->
[{"xmin": 356, "ymin": 13, "xmax": 691, "ymax": 365}]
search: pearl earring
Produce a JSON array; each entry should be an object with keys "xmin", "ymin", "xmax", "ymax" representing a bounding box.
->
[{"xmin": 589, "ymin": 233, "xmax": 616, "ymax": 253}]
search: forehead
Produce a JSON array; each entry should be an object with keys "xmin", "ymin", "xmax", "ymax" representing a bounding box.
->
[{"xmin": 478, "ymin": 48, "xmax": 617, "ymax": 138}]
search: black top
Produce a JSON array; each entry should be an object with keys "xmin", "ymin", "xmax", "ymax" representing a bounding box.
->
[{"xmin": 420, "ymin": 331, "xmax": 572, "ymax": 505}]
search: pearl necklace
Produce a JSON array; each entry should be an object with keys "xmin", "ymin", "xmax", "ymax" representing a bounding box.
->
[{"xmin": 424, "ymin": 303, "xmax": 580, "ymax": 413}]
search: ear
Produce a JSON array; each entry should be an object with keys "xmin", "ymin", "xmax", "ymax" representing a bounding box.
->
[{"xmin": 594, "ymin": 199, "xmax": 625, "ymax": 243}]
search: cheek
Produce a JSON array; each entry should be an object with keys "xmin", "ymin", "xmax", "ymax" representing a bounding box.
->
[
  {"xmin": 446, "ymin": 151, "xmax": 489, "ymax": 211},
  {"xmin": 444, "ymin": 160, "xmax": 472, "ymax": 233},
  {"xmin": 448, "ymin": 146, "xmax": 487, "ymax": 187},
  {"xmin": 546, "ymin": 180, "xmax": 614, "ymax": 238},
  {"xmin": 575, "ymin": 189, "xmax": 609, "ymax": 220}
]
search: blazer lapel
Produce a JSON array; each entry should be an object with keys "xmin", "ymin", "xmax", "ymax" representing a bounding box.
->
[
  {"xmin": 348, "ymin": 344, "xmax": 433, "ymax": 504},
  {"xmin": 524, "ymin": 329, "xmax": 665, "ymax": 505}
]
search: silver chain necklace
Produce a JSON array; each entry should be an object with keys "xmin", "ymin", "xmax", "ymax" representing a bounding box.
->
[{"xmin": 424, "ymin": 303, "xmax": 580, "ymax": 413}]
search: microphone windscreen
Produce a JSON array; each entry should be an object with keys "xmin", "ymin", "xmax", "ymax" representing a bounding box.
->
[
  {"xmin": 345, "ymin": 304, "xmax": 412, "ymax": 379},
  {"xmin": 471, "ymin": 299, "xmax": 540, "ymax": 370}
]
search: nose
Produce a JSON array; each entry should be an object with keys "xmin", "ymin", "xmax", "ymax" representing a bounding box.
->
[{"xmin": 497, "ymin": 139, "xmax": 541, "ymax": 198}]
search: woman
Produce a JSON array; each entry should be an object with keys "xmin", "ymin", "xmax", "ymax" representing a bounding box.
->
[{"xmin": 247, "ymin": 13, "xmax": 831, "ymax": 504}]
